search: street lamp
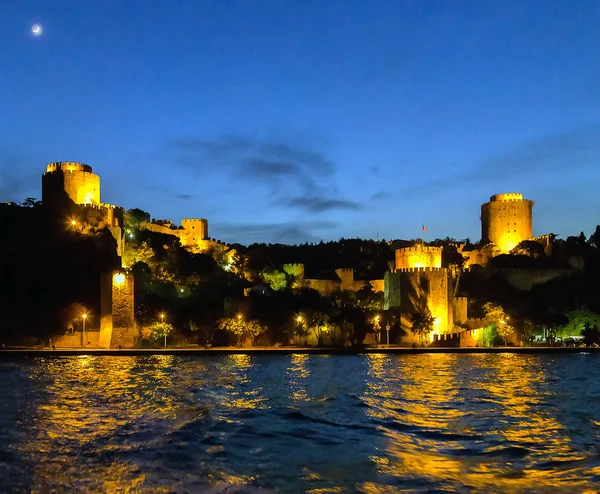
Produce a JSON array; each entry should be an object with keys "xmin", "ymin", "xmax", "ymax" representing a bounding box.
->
[
  {"xmin": 160, "ymin": 313, "xmax": 166, "ymax": 347},
  {"xmin": 82, "ymin": 312, "xmax": 87, "ymax": 347},
  {"xmin": 386, "ymin": 324, "xmax": 390, "ymax": 346}
]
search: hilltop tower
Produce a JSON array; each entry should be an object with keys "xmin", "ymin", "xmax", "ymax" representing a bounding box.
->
[
  {"xmin": 180, "ymin": 218, "xmax": 208, "ymax": 246},
  {"xmin": 42, "ymin": 161, "xmax": 100, "ymax": 206},
  {"xmin": 481, "ymin": 193, "xmax": 534, "ymax": 253}
]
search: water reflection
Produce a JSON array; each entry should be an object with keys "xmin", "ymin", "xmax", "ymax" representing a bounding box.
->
[
  {"xmin": 288, "ymin": 354, "xmax": 310, "ymax": 405},
  {"xmin": 363, "ymin": 353, "xmax": 600, "ymax": 492},
  {"xmin": 0, "ymin": 354, "xmax": 599, "ymax": 493}
]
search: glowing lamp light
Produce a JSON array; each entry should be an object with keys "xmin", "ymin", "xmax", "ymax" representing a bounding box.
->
[
  {"xmin": 113, "ymin": 272, "xmax": 125, "ymax": 286},
  {"xmin": 70, "ymin": 219, "xmax": 77, "ymax": 226},
  {"xmin": 82, "ymin": 313, "xmax": 87, "ymax": 320},
  {"xmin": 296, "ymin": 316, "xmax": 303, "ymax": 323}
]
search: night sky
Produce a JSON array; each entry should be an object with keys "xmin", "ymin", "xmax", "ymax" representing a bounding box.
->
[{"xmin": 1, "ymin": 1, "xmax": 599, "ymax": 245}]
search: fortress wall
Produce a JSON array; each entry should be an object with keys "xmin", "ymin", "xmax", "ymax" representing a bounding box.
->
[
  {"xmin": 481, "ymin": 193, "xmax": 533, "ymax": 252},
  {"xmin": 384, "ymin": 271, "xmax": 402, "ymax": 310},
  {"xmin": 307, "ymin": 279, "xmax": 341, "ymax": 297},
  {"xmin": 335, "ymin": 268, "xmax": 354, "ymax": 288},
  {"xmin": 395, "ymin": 245, "xmax": 442, "ymax": 270},
  {"xmin": 453, "ymin": 297, "xmax": 468, "ymax": 325},
  {"xmin": 283, "ymin": 263, "xmax": 305, "ymax": 279},
  {"xmin": 53, "ymin": 331, "xmax": 100, "ymax": 348},
  {"xmin": 370, "ymin": 279, "xmax": 384, "ymax": 293},
  {"xmin": 386, "ymin": 268, "xmax": 453, "ymax": 335},
  {"xmin": 140, "ymin": 221, "xmax": 183, "ymax": 239}
]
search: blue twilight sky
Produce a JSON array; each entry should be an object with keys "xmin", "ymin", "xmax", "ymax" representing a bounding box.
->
[{"xmin": 1, "ymin": 1, "xmax": 599, "ymax": 245}]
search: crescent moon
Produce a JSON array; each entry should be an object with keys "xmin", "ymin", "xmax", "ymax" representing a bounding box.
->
[{"xmin": 32, "ymin": 24, "xmax": 42, "ymax": 35}]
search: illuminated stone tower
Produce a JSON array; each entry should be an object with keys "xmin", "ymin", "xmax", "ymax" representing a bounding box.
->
[
  {"xmin": 180, "ymin": 218, "xmax": 208, "ymax": 246},
  {"xmin": 395, "ymin": 244, "xmax": 442, "ymax": 270},
  {"xmin": 42, "ymin": 161, "xmax": 100, "ymax": 206},
  {"xmin": 385, "ymin": 244, "xmax": 453, "ymax": 339},
  {"xmin": 481, "ymin": 193, "xmax": 534, "ymax": 253},
  {"xmin": 99, "ymin": 271, "xmax": 136, "ymax": 348}
]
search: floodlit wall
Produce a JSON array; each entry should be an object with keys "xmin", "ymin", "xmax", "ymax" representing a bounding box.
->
[
  {"xmin": 385, "ymin": 267, "xmax": 453, "ymax": 336},
  {"xmin": 395, "ymin": 245, "xmax": 442, "ymax": 270},
  {"xmin": 481, "ymin": 193, "xmax": 534, "ymax": 252},
  {"xmin": 181, "ymin": 218, "xmax": 208, "ymax": 245},
  {"xmin": 53, "ymin": 331, "xmax": 101, "ymax": 348}
]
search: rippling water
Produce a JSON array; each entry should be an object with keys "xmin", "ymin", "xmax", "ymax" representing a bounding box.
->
[{"xmin": 1, "ymin": 353, "xmax": 600, "ymax": 493}]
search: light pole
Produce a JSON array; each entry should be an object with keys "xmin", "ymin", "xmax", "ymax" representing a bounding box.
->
[
  {"xmin": 296, "ymin": 315, "xmax": 303, "ymax": 345},
  {"xmin": 82, "ymin": 313, "xmax": 87, "ymax": 347},
  {"xmin": 160, "ymin": 313, "xmax": 166, "ymax": 347},
  {"xmin": 386, "ymin": 324, "xmax": 390, "ymax": 346}
]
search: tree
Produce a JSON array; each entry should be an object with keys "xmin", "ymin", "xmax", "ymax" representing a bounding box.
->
[
  {"xmin": 483, "ymin": 302, "xmax": 514, "ymax": 345},
  {"xmin": 305, "ymin": 312, "xmax": 331, "ymax": 346},
  {"xmin": 410, "ymin": 308, "xmax": 435, "ymax": 345},
  {"xmin": 123, "ymin": 241, "xmax": 154, "ymax": 270},
  {"xmin": 356, "ymin": 283, "xmax": 383, "ymax": 311},
  {"xmin": 510, "ymin": 240, "xmax": 546, "ymax": 259},
  {"xmin": 20, "ymin": 197, "xmax": 40, "ymax": 208},
  {"xmin": 189, "ymin": 320, "xmax": 217, "ymax": 348},
  {"xmin": 124, "ymin": 208, "xmax": 150, "ymax": 234},
  {"xmin": 260, "ymin": 267, "xmax": 288, "ymax": 291},
  {"xmin": 562, "ymin": 307, "xmax": 600, "ymax": 340},
  {"xmin": 589, "ymin": 225, "xmax": 600, "ymax": 249},
  {"xmin": 218, "ymin": 316, "xmax": 265, "ymax": 347},
  {"xmin": 141, "ymin": 321, "xmax": 174, "ymax": 345}
]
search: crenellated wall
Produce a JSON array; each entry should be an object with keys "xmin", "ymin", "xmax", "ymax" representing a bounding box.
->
[
  {"xmin": 453, "ymin": 296, "xmax": 468, "ymax": 325},
  {"xmin": 395, "ymin": 245, "xmax": 442, "ymax": 270},
  {"xmin": 481, "ymin": 193, "xmax": 534, "ymax": 253},
  {"xmin": 385, "ymin": 266, "xmax": 453, "ymax": 337}
]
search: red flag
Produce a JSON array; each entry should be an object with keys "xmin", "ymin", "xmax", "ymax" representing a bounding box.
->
[{"xmin": 422, "ymin": 225, "xmax": 427, "ymax": 232}]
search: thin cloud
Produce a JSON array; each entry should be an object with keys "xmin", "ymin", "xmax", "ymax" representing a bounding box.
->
[
  {"xmin": 399, "ymin": 123, "xmax": 600, "ymax": 198},
  {"xmin": 286, "ymin": 197, "xmax": 362, "ymax": 213},
  {"xmin": 172, "ymin": 134, "xmax": 357, "ymax": 214}
]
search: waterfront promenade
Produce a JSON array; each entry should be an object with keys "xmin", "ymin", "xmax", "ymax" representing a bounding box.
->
[{"xmin": 1, "ymin": 346, "xmax": 598, "ymax": 356}]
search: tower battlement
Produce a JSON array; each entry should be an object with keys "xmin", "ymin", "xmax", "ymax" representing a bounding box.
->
[
  {"xmin": 489, "ymin": 193, "xmax": 525, "ymax": 202},
  {"xmin": 45, "ymin": 161, "xmax": 93, "ymax": 174},
  {"xmin": 395, "ymin": 266, "xmax": 446, "ymax": 273},
  {"xmin": 395, "ymin": 244, "xmax": 442, "ymax": 270}
]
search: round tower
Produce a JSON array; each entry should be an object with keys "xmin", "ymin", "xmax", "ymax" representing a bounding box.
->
[
  {"xmin": 481, "ymin": 193, "xmax": 534, "ymax": 253},
  {"xmin": 42, "ymin": 161, "xmax": 100, "ymax": 206},
  {"xmin": 395, "ymin": 244, "xmax": 442, "ymax": 270}
]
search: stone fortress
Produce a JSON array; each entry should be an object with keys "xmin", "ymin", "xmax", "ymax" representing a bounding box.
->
[
  {"xmin": 43, "ymin": 161, "xmax": 233, "ymax": 348},
  {"xmin": 40, "ymin": 161, "xmax": 566, "ymax": 348}
]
